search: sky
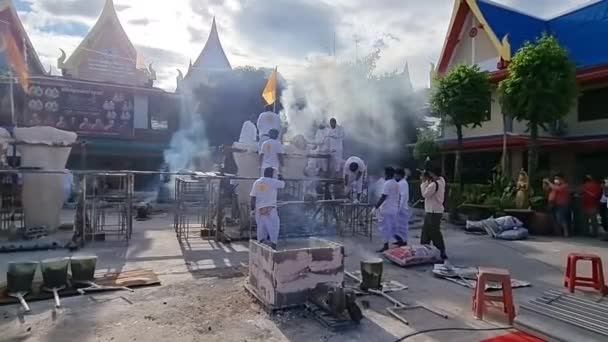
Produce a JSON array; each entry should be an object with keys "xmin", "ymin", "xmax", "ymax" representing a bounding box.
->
[{"xmin": 13, "ymin": 0, "xmax": 594, "ymax": 91}]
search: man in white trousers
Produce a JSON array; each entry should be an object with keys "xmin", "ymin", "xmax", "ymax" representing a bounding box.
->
[
  {"xmin": 395, "ymin": 168, "xmax": 410, "ymax": 245},
  {"xmin": 374, "ymin": 167, "xmax": 405, "ymax": 252},
  {"xmin": 343, "ymin": 156, "xmax": 367, "ymax": 203},
  {"xmin": 328, "ymin": 118, "xmax": 344, "ymax": 175},
  {"xmin": 250, "ymin": 167, "xmax": 285, "ymax": 250}
]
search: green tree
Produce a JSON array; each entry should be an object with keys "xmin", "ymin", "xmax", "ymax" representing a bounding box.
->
[
  {"xmin": 413, "ymin": 128, "xmax": 440, "ymax": 165},
  {"xmin": 192, "ymin": 66, "xmax": 284, "ymax": 146},
  {"xmin": 498, "ymin": 34, "xmax": 577, "ymax": 182},
  {"xmin": 430, "ymin": 64, "xmax": 491, "ymax": 186}
]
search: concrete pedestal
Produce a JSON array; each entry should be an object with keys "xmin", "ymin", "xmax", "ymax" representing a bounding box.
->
[
  {"xmin": 248, "ymin": 238, "xmax": 344, "ymax": 309},
  {"xmin": 15, "ymin": 127, "xmax": 77, "ymax": 230}
]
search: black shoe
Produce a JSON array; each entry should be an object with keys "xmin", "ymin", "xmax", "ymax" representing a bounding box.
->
[
  {"xmin": 270, "ymin": 243, "xmax": 277, "ymax": 250},
  {"xmin": 376, "ymin": 243, "xmax": 389, "ymax": 253},
  {"xmin": 394, "ymin": 240, "xmax": 408, "ymax": 247}
]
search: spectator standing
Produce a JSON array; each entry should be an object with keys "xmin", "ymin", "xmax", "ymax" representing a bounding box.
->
[
  {"xmin": 600, "ymin": 177, "xmax": 608, "ymax": 234},
  {"xmin": 581, "ymin": 175, "xmax": 602, "ymax": 237},
  {"xmin": 544, "ymin": 174, "xmax": 571, "ymax": 237},
  {"xmin": 420, "ymin": 166, "xmax": 448, "ymax": 260}
]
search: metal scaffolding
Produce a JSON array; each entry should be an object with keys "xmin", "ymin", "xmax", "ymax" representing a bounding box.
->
[{"xmin": 173, "ymin": 176, "xmax": 220, "ymax": 240}]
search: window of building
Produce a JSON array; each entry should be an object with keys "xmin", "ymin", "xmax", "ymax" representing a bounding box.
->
[
  {"xmin": 148, "ymin": 97, "xmax": 168, "ymax": 130},
  {"xmin": 579, "ymin": 86, "xmax": 608, "ymax": 122}
]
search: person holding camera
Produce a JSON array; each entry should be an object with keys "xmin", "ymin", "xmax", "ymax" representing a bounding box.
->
[{"xmin": 420, "ymin": 166, "xmax": 448, "ymax": 260}]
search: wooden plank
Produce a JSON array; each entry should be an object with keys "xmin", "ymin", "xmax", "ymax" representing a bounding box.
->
[{"xmin": 0, "ymin": 269, "xmax": 160, "ymax": 306}]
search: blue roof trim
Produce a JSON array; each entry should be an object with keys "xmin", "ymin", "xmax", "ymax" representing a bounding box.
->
[
  {"xmin": 477, "ymin": 0, "xmax": 547, "ymax": 54},
  {"xmin": 548, "ymin": 0, "xmax": 608, "ymax": 67},
  {"xmin": 476, "ymin": 0, "xmax": 608, "ymax": 68}
]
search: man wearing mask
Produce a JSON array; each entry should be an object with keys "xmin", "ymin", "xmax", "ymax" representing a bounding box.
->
[
  {"xmin": 420, "ymin": 166, "xmax": 447, "ymax": 260},
  {"xmin": 375, "ymin": 167, "xmax": 405, "ymax": 252},
  {"xmin": 395, "ymin": 168, "xmax": 410, "ymax": 246},
  {"xmin": 328, "ymin": 118, "xmax": 345, "ymax": 175}
]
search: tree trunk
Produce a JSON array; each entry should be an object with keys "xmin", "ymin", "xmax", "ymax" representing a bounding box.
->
[
  {"xmin": 455, "ymin": 125, "xmax": 463, "ymax": 189},
  {"xmin": 528, "ymin": 122, "xmax": 539, "ymax": 184},
  {"xmin": 501, "ymin": 115, "xmax": 511, "ymax": 179}
]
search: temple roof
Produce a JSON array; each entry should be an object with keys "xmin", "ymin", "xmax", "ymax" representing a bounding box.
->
[
  {"xmin": 59, "ymin": 0, "xmax": 154, "ymax": 86},
  {"xmin": 190, "ymin": 17, "xmax": 232, "ymax": 74},
  {"xmin": 438, "ymin": 0, "xmax": 608, "ymax": 73},
  {"xmin": 0, "ymin": 0, "xmax": 46, "ymax": 75}
]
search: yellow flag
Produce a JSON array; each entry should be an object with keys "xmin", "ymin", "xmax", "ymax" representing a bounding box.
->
[
  {"xmin": 262, "ymin": 67, "xmax": 277, "ymax": 106},
  {"xmin": 1, "ymin": 31, "xmax": 28, "ymax": 91}
]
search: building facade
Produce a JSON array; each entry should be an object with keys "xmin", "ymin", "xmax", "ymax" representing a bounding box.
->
[
  {"xmin": 1, "ymin": 0, "xmax": 180, "ymax": 184},
  {"xmin": 435, "ymin": 0, "xmax": 608, "ymax": 183}
]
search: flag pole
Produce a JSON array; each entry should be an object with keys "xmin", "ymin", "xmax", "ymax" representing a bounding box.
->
[
  {"xmin": 272, "ymin": 66, "xmax": 277, "ymax": 113},
  {"xmin": 8, "ymin": 68, "xmax": 15, "ymax": 127}
]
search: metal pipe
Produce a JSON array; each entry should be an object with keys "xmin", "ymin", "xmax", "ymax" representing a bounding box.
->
[
  {"xmin": 522, "ymin": 303, "xmax": 608, "ymax": 336},
  {"xmin": 537, "ymin": 295, "xmax": 608, "ymax": 317},
  {"xmin": 545, "ymin": 290, "xmax": 608, "ymax": 310},
  {"xmin": 526, "ymin": 301, "xmax": 608, "ymax": 335},
  {"xmin": 530, "ymin": 298, "xmax": 608, "ymax": 327}
]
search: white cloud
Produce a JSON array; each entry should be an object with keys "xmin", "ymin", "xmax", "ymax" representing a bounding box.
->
[{"xmin": 16, "ymin": 0, "xmax": 592, "ymax": 90}]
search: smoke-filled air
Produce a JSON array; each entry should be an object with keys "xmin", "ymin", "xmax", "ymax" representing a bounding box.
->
[
  {"xmin": 280, "ymin": 51, "xmax": 428, "ymax": 169},
  {"xmin": 163, "ymin": 83, "xmax": 210, "ymax": 173}
]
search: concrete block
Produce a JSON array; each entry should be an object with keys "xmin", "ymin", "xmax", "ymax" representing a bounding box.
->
[{"xmin": 248, "ymin": 238, "xmax": 344, "ymax": 309}]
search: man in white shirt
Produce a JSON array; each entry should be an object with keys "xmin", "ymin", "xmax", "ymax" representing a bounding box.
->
[
  {"xmin": 343, "ymin": 156, "xmax": 366, "ymax": 203},
  {"xmin": 374, "ymin": 167, "xmax": 405, "ymax": 252},
  {"xmin": 328, "ymin": 118, "xmax": 345, "ymax": 175},
  {"xmin": 257, "ymin": 111, "xmax": 281, "ymax": 147},
  {"xmin": 314, "ymin": 122, "xmax": 330, "ymax": 173},
  {"xmin": 259, "ymin": 129, "xmax": 284, "ymax": 176},
  {"xmin": 250, "ymin": 167, "xmax": 286, "ymax": 250},
  {"xmin": 420, "ymin": 166, "xmax": 447, "ymax": 260},
  {"xmin": 395, "ymin": 168, "xmax": 410, "ymax": 245}
]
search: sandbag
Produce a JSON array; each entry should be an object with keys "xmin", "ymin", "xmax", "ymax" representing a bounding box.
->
[{"xmin": 383, "ymin": 244, "xmax": 442, "ymax": 267}]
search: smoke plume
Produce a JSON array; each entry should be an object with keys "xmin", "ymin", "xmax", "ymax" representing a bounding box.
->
[
  {"xmin": 163, "ymin": 83, "xmax": 210, "ymax": 172},
  {"xmin": 280, "ymin": 54, "xmax": 427, "ymax": 171}
]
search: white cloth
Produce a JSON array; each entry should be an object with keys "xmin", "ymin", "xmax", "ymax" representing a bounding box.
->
[
  {"xmin": 63, "ymin": 170, "xmax": 73, "ymax": 202},
  {"xmin": 314, "ymin": 128, "xmax": 330, "ymax": 152},
  {"xmin": 331, "ymin": 150, "xmax": 343, "ymax": 173},
  {"xmin": 344, "ymin": 157, "xmax": 367, "ymax": 196},
  {"xmin": 378, "ymin": 211, "xmax": 397, "ymax": 243},
  {"xmin": 328, "ymin": 126, "xmax": 344, "ymax": 153},
  {"xmin": 344, "ymin": 156, "xmax": 366, "ymax": 175},
  {"xmin": 256, "ymin": 207, "xmax": 280, "ymax": 243},
  {"xmin": 239, "ymin": 120, "xmax": 257, "ymax": 144},
  {"xmin": 421, "ymin": 177, "xmax": 446, "ymax": 213},
  {"xmin": 257, "ymin": 111, "xmax": 281, "ymax": 140},
  {"xmin": 328, "ymin": 126, "xmax": 344, "ymax": 173},
  {"xmin": 380, "ymin": 179, "xmax": 400, "ymax": 214},
  {"xmin": 260, "ymin": 139, "xmax": 284, "ymax": 171},
  {"xmin": 398, "ymin": 179, "xmax": 409, "ymax": 211},
  {"xmin": 250, "ymin": 177, "xmax": 286, "ymax": 210},
  {"xmin": 345, "ymin": 172, "xmax": 366, "ymax": 196},
  {"xmin": 397, "ymin": 209, "xmax": 410, "ymax": 242}
]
